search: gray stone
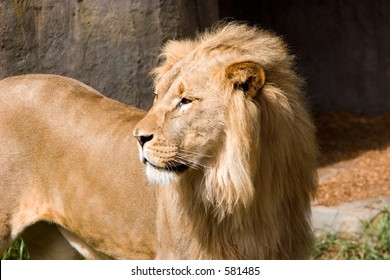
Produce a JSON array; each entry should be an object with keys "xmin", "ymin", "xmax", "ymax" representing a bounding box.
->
[
  {"xmin": 2, "ymin": 1, "xmax": 389, "ymax": 114},
  {"xmin": 0, "ymin": 0, "xmax": 218, "ymax": 110},
  {"xmin": 317, "ymin": 162, "xmax": 354, "ymax": 184},
  {"xmin": 311, "ymin": 197, "xmax": 389, "ymax": 235}
]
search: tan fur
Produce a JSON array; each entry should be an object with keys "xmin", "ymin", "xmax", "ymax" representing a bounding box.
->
[
  {"xmin": 134, "ymin": 23, "xmax": 318, "ymax": 259},
  {"xmin": 0, "ymin": 74, "xmax": 157, "ymax": 259}
]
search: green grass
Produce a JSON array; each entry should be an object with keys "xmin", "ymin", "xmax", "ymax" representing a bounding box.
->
[
  {"xmin": 312, "ymin": 207, "xmax": 390, "ymax": 260},
  {"xmin": 1, "ymin": 237, "xmax": 30, "ymax": 260},
  {"xmin": 2, "ymin": 207, "xmax": 389, "ymax": 260}
]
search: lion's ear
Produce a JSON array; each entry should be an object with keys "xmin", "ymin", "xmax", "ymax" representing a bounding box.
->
[{"xmin": 226, "ymin": 62, "xmax": 265, "ymax": 100}]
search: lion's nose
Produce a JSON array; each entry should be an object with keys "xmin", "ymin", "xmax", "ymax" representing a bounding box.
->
[{"xmin": 134, "ymin": 134, "xmax": 154, "ymax": 147}]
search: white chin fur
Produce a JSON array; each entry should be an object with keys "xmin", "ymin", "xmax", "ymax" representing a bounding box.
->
[{"xmin": 146, "ymin": 164, "xmax": 178, "ymax": 186}]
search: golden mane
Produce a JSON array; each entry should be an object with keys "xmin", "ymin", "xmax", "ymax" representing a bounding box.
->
[{"xmin": 135, "ymin": 23, "xmax": 318, "ymax": 259}]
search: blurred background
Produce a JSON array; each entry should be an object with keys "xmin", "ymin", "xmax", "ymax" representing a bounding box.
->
[
  {"xmin": 1, "ymin": 0, "xmax": 389, "ymax": 259},
  {"xmin": 1, "ymin": 0, "xmax": 389, "ymax": 114}
]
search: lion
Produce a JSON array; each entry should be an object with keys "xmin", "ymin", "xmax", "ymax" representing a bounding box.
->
[
  {"xmin": 133, "ymin": 23, "xmax": 318, "ymax": 259},
  {"xmin": 0, "ymin": 74, "xmax": 156, "ymax": 259},
  {"xmin": 0, "ymin": 23, "xmax": 317, "ymax": 260}
]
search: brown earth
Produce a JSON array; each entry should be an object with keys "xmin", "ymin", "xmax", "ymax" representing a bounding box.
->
[{"xmin": 313, "ymin": 111, "xmax": 390, "ymax": 206}]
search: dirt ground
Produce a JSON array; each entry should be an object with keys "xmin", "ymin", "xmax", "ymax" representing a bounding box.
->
[{"xmin": 313, "ymin": 111, "xmax": 390, "ymax": 206}]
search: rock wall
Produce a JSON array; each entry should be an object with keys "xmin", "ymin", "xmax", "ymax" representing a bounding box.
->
[
  {"xmin": 219, "ymin": 0, "xmax": 390, "ymax": 114},
  {"xmin": 1, "ymin": 0, "xmax": 388, "ymax": 114},
  {"xmin": 0, "ymin": 0, "xmax": 218, "ymax": 109}
]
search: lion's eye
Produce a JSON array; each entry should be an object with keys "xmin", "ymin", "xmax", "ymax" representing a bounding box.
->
[
  {"xmin": 153, "ymin": 91, "xmax": 158, "ymax": 103},
  {"xmin": 177, "ymin": 97, "xmax": 192, "ymax": 108}
]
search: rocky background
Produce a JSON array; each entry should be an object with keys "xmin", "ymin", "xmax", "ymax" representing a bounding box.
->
[
  {"xmin": 0, "ymin": 0, "xmax": 218, "ymax": 109},
  {"xmin": 1, "ymin": 0, "xmax": 389, "ymax": 113}
]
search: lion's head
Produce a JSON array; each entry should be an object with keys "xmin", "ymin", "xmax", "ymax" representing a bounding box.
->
[{"xmin": 134, "ymin": 23, "xmax": 317, "ymax": 230}]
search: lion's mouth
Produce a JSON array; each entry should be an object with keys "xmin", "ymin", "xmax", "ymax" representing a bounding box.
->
[{"xmin": 145, "ymin": 160, "xmax": 189, "ymax": 173}]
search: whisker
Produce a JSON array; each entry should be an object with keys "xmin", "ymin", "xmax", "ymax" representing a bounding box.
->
[
  {"xmin": 171, "ymin": 158, "xmax": 202, "ymax": 171},
  {"xmin": 175, "ymin": 154, "xmax": 208, "ymax": 170},
  {"xmin": 176, "ymin": 152, "xmax": 210, "ymax": 162},
  {"xmin": 176, "ymin": 154, "xmax": 208, "ymax": 168},
  {"xmin": 178, "ymin": 149, "xmax": 213, "ymax": 158},
  {"xmin": 180, "ymin": 152, "xmax": 213, "ymax": 160}
]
